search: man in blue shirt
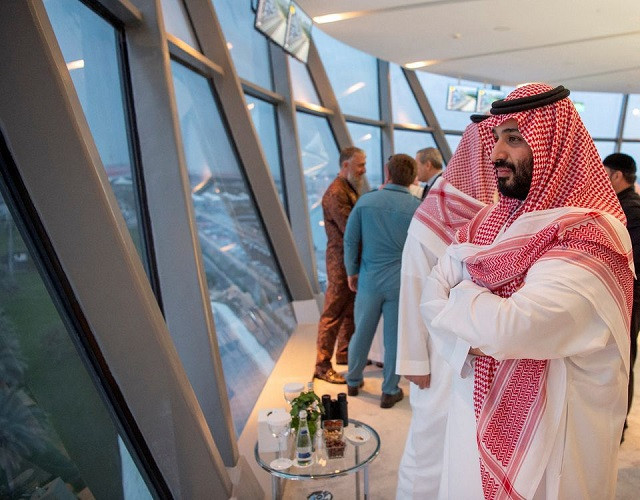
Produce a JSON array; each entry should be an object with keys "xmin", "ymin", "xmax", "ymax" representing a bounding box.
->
[{"xmin": 343, "ymin": 154, "xmax": 421, "ymax": 408}]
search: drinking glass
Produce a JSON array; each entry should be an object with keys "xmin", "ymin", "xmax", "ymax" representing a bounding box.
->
[
  {"xmin": 266, "ymin": 410, "xmax": 293, "ymax": 470},
  {"xmin": 283, "ymin": 382, "xmax": 305, "ymax": 407}
]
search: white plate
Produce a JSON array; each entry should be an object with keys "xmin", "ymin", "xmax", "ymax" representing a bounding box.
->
[{"xmin": 344, "ymin": 426, "xmax": 370, "ymax": 445}]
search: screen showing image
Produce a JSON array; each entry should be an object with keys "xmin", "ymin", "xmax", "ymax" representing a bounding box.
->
[
  {"xmin": 477, "ymin": 88, "xmax": 506, "ymax": 113},
  {"xmin": 284, "ymin": 1, "xmax": 313, "ymax": 63},
  {"xmin": 255, "ymin": 0, "xmax": 290, "ymax": 47},
  {"xmin": 446, "ymin": 85, "xmax": 478, "ymax": 112}
]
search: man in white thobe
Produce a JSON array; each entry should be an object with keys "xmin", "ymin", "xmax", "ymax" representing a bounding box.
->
[
  {"xmin": 422, "ymin": 84, "xmax": 633, "ymax": 499},
  {"xmin": 396, "ymin": 116, "xmax": 496, "ymax": 499}
]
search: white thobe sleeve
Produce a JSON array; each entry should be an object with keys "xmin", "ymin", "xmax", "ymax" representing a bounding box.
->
[
  {"xmin": 419, "ymin": 248, "xmax": 475, "ymax": 377},
  {"xmin": 421, "ymin": 256, "xmax": 612, "ymax": 364},
  {"xmin": 395, "ymin": 232, "xmax": 440, "ymax": 375}
]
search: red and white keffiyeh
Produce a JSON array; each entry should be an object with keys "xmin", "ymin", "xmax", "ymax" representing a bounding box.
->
[
  {"xmin": 458, "ymin": 83, "xmax": 634, "ymax": 499},
  {"xmin": 414, "ymin": 121, "xmax": 496, "ymax": 246}
]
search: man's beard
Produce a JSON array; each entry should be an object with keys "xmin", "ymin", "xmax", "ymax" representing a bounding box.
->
[
  {"xmin": 495, "ymin": 157, "xmax": 533, "ymax": 201},
  {"xmin": 347, "ymin": 172, "xmax": 368, "ymax": 194}
]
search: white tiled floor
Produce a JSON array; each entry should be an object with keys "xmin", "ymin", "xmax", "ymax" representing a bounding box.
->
[
  {"xmin": 241, "ymin": 324, "xmax": 640, "ymax": 499},
  {"xmin": 285, "ymin": 352, "xmax": 640, "ymax": 499}
]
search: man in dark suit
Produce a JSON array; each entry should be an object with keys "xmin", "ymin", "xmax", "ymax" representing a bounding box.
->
[{"xmin": 603, "ymin": 152, "xmax": 640, "ymax": 440}]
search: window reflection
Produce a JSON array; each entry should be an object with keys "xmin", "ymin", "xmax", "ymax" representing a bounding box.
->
[
  {"xmin": 289, "ymin": 56, "xmax": 322, "ymax": 105},
  {"xmin": 446, "ymin": 134, "xmax": 462, "ymax": 154},
  {"xmin": 593, "ymin": 140, "xmax": 616, "ymax": 161},
  {"xmin": 619, "ymin": 142, "xmax": 640, "ymax": 164},
  {"xmin": 245, "ymin": 94, "xmax": 286, "ymax": 209},
  {"xmin": 0, "ymin": 191, "xmax": 152, "ymax": 499},
  {"xmin": 314, "ymin": 29, "xmax": 380, "ymax": 120},
  {"xmin": 347, "ymin": 122, "xmax": 382, "ymax": 188},
  {"xmin": 296, "ymin": 112, "xmax": 340, "ymax": 289},
  {"xmin": 390, "ymin": 64, "xmax": 426, "ymax": 127},
  {"xmin": 624, "ymin": 95, "xmax": 640, "ymax": 139},
  {"xmin": 160, "ymin": 0, "xmax": 200, "ymax": 49},
  {"xmin": 394, "ymin": 129, "xmax": 437, "ymax": 159},
  {"xmin": 44, "ymin": 0, "xmax": 147, "ymax": 265},
  {"xmin": 570, "ymin": 91, "xmax": 623, "ymax": 138},
  {"xmin": 171, "ymin": 61, "xmax": 295, "ymax": 434},
  {"xmin": 212, "ymin": 0, "xmax": 273, "ymax": 90}
]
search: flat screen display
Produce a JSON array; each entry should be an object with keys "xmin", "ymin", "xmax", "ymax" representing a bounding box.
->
[
  {"xmin": 255, "ymin": 0, "xmax": 290, "ymax": 47},
  {"xmin": 477, "ymin": 88, "xmax": 506, "ymax": 113},
  {"xmin": 284, "ymin": 1, "xmax": 313, "ymax": 63},
  {"xmin": 446, "ymin": 85, "xmax": 478, "ymax": 112}
]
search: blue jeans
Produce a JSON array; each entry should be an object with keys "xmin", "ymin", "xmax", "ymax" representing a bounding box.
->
[{"xmin": 346, "ymin": 285, "xmax": 401, "ymax": 395}]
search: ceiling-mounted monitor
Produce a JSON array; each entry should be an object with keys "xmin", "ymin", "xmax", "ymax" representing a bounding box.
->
[
  {"xmin": 477, "ymin": 88, "xmax": 506, "ymax": 114},
  {"xmin": 284, "ymin": 1, "xmax": 313, "ymax": 63},
  {"xmin": 446, "ymin": 85, "xmax": 478, "ymax": 112},
  {"xmin": 255, "ymin": 0, "xmax": 290, "ymax": 47}
]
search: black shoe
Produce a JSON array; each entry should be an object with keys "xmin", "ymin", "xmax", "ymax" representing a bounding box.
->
[
  {"xmin": 314, "ymin": 368, "xmax": 346, "ymax": 384},
  {"xmin": 347, "ymin": 381, "xmax": 364, "ymax": 396},
  {"xmin": 380, "ymin": 388, "xmax": 404, "ymax": 408},
  {"xmin": 374, "ymin": 361, "xmax": 384, "ymax": 368}
]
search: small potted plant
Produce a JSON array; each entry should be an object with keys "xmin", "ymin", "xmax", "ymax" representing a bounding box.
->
[{"xmin": 289, "ymin": 388, "xmax": 323, "ymax": 438}]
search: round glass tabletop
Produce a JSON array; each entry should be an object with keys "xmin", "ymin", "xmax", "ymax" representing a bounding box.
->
[{"xmin": 254, "ymin": 418, "xmax": 380, "ymax": 480}]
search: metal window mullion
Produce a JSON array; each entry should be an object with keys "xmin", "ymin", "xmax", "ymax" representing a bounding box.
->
[
  {"xmin": 270, "ymin": 42, "xmax": 320, "ymax": 293},
  {"xmin": 241, "ymin": 77, "xmax": 285, "ymax": 104},
  {"xmin": 126, "ymin": 0, "xmax": 238, "ymax": 469},
  {"xmin": 167, "ymin": 33, "xmax": 224, "ymax": 78},
  {"xmin": 91, "ymin": 0, "xmax": 142, "ymax": 25},
  {"xmin": 403, "ymin": 67, "xmax": 452, "ymax": 161},
  {"xmin": 378, "ymin": 59, "xmax": 394, "ymax": 161},
  {"xmin": 306, "ymin": 39, "xmax": 352, "ymax": 149},
  {"xmin": 616, "ymin": 94, "xmax": 630, "ymax": 152},
  {"xmin": 343, "ymin": 114, "xmax": 385, "ymax": 127}
]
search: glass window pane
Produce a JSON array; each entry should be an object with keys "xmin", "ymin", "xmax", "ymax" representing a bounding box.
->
[
  {"xmin": 416, "ymin": 72, "xmax": 496, "ymax": 131},
  {"xmin": 314, "ymin": 29, "xmax": 379, "ymax": 120},
  {"xmin": 44, "ymin": 0, "xmax": 147, "ymax": 263},
  {"xmin": 159, "ymin": 0, "xmax": 199, "ymax": 49},
  {"xmin": 623, "ymin": 95, "xmax": 640, "ymax": 139},
  {"xmin": 289, "ymin": 56, "xmax": 321, "ymax": 105},
  {"xmin": 0, "ymin": 191, "xmax": 153, "ymax": 499},
  {"xmin": 593, "ymin": 140, "xmax": 616, "ymax": 161},
  {"xmin": 570, "ymin": 91, "xmax": 622, "ymax": 139},
  {"xmin": 296, "ymin": 111, "xmax": 340, "ymax": 289},
  {"xmin": 620, "ymin": 142, "xmax": 640, "ymax": 164},
  {"xmin": 347, "ymin": 122, "xmax": 382, "ymax": 188},
  {"xmin": 171, "ymin": 61, "xmax": 295, "ymax": 434},
  {"xmin": 211, "ymin": 0, "xmax": 273, "ymax": 90},
  {"xmin": 245, "ymin": 94, "xmax": 286, "ymax": 209},
  {"xmin": 446, "ymin": 134, "xmax": 462, "ymax": 154},
  {"xmin": 391, "ymin": 64, "xmax": 426, "ymax": 126},
  {"xmin": 394, "ymin": 129, "xmax": 437, "ymax": 158}
]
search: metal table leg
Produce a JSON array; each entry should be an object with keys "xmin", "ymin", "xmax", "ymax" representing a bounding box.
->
[
  {"xmin": 271, "ymin": 476, "xmax": 281, "ymax": 500},
  {"xmin": 364, "ymin": 464, "xmax": 369, "ymax": 499},
  {"xmin": 355, "ymin": 446, "xmax": 360, "ymax": 499}
]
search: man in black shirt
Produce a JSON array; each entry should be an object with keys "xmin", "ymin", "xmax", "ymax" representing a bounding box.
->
[{"xmin": 604, "ymin": 152, "xmax": 640, "ymax": 439}]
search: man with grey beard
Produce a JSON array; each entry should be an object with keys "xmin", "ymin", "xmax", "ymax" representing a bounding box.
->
[{"xmin": 314, "ymin": 147, "xmax": 367, "ymax": 383}]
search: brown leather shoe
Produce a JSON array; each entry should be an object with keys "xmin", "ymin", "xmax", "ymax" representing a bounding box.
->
[
  {"xmin": 335, "ymin": 355, "xmax": 348, "ymax": 365},
  {"xmin": 314, "ymin": 368, "xmax": 346, "ymax": 384},
  {"xmin": 347, "ymin": 381, "xmax": 364, "ymax": 396},
  {"xmin": 380, "ymin": 388, "xmax": 404, "ymax": 408}
]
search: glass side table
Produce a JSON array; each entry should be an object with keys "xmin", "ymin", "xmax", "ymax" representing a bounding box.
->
[{"xmin": 254, "ymin": 418, "xmax": 380, "ymax": 500}]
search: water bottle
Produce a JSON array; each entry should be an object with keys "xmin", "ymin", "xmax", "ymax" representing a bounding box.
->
[{"xmin": 296, "ymin": 410, "xmax": 312, "ymax": 467}]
